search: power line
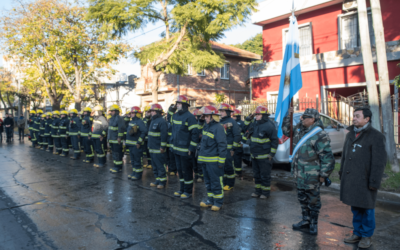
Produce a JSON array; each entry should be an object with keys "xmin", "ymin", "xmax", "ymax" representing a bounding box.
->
[{"xmin": 126, "ymin": 25, "xmax": 165, "ymax": 41}]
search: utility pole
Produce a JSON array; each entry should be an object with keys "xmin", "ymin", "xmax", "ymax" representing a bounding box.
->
[
  {"xmin": 357, "ymin": 0, "xmax": 381, "ymax": 130},
  {"xmin": 370, "ymin": 0, "xmax": 399, "ymax": 171}
]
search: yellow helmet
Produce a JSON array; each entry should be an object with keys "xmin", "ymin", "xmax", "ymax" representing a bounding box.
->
[
  {"xmin": 79, "ymin": 111, "xmax": 83, "ymax": 115},
  {"xmin": 143, "ymin": 105, "xmax": 151, "ymax": 112},
  {"xmin": 61, "ymin": 110, "xmax": 68, "ymax": 115},
  {"xmin": 41, "ymin": 114, "xmax": 46, "ymax": 118},
  {"xmin": 125, "ymin": 109, "xmax": 130, "ymax": 115},
  {"xmin": 69, "ymin": 109, "xmax": 78, "ymax": 114},
  {"xmin": 93, "ymin": 105, "xmax": 104, "ymax": 112},
  {"xmin": 53, "ymin": 110, "xmax": 60, "ymax": 116},
  {"xmin": 109, "ymin": 104, "xmax": 120, "ymax": 111},
  {"xmin": 46, "ymin": 112, "xmax": 52, "ymax": 116},
  {"xmin": 29, "ymin": 110, "xmax": 36, "ymax": 114},
  {"xmin": 37, "ymin": 109, "xmax": 43, "ymax": 114},
  {"xmin": 83, "ymin": 107, "xmax": 92, "ymax": 112}
]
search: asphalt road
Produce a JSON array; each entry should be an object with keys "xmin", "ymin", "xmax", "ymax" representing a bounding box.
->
[{"xmin": 0, "ymin": 140, "xmax": 399, "ymax": 250}]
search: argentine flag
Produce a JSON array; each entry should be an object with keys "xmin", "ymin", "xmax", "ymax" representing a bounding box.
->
[{"xmin": 275, "ymin": 14, "xmax": 303, "ymax": 138}]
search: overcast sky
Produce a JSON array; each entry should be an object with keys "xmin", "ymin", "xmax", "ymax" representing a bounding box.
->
[{"xmin": 0, "ymin": 0, "xmax": 263, "ymax": 77}]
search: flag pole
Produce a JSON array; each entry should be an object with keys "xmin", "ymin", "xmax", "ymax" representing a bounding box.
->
[{"xmin": 289, "ymin": 0, "xmax": 295, "ymax": 155}]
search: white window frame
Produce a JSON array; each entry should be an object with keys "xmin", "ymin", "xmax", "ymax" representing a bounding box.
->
[
  {"xmin": 197, "ymin": 69, "xmax": 205, "ymax": 76},
  {"xmin": 282, "ymin": 22, "xmax": 313, "ymax": 57},
  {"xmin": 186, "ymin": 64, "xmax": 192, "ymax": 75},
  {"xmin": 338, "ymin": 9, "xmax": 375, "ymax": 50},
  {"xmin": 220, "ymin": 63, "xmax": 230, "ymax": 80}
]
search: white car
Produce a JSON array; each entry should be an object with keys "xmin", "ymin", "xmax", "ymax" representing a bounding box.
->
[{"xmin": 242, "ymin": 113, "xmax": 348, "ymax": 165}]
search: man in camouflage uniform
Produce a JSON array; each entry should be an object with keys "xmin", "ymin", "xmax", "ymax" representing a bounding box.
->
[{"xmin": 282, "ymin": 108, "xmax": 334, "ymax": 235}]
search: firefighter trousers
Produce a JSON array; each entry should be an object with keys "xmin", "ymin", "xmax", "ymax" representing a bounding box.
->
[
  {"xmin": 143, "ymin": 141, "xmax": 152, "ymax": 166},
  {"xmin": 82, "ymin": 136, "xmax": 94, "ymax": 161},
  {"xmin": 174, "ymin": 153, "xmax": 194, "ymax": 194},
  {"xmin": 93, "ymin": 138, "xmax": 106, "ymax": 166},
  {"xmin": 70, "ymin": 135, "xmax": 81, "ymax": 158},
  {"xmin": 46, "ymin": 136, "xmax": 54, "ymax": 152},
  {"xmin": 223, "ymin": 151, "xmax": 235, "ymax": 187},
  {"xmin": 252, "ymin": 158, "xmax": 272, "ymax": 196},
  {"xmin": 203, "ymin": 162, "xmax": 224, "ymax": 207},
  {"xmin": 60, "ymin": 136, "xmax": 69, "ymax": 156},
  {"xmin": 193, "ymin": 154, "xmax": 203, "ymax": 179},
  {"xmin": 128, "ymin": 145, "xmax": 143, "ymax": 179},
  {"xmin": 234, "ymin": 150, "xmax": 243, "ymax": 176},
  {"xmin": 166, "ymin": 147, "xmax": 177, "ymax": 173},
  {"xmin": 110, "ymin": 143, "xmax": 123, "ymax": 171},
  {"xmin": 150, "ymin": 152, "xmax": 167, "ymax": 185},
  {"xmin": 30, "ymin": 130, "xmax": 37, "ymax": 147},
  {"xmin": 53, "ymin": 136, "xmax": 62, "ymax": 154}
]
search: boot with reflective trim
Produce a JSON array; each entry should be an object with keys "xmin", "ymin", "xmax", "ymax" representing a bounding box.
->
[
  {"xmin": 157, "ymin": 185, "xmax": 165, "ymax": 189},
  {"xmin": 200, "ymin": 200, "xmax": 213, "ymax": 207},
  {"xmin": 174, "ymin": 191, "xmax": 183, "ymax": 197},
  {"xmin": 260, "ymin": 195, "xmax": 269, "ymax": 199},
  {"xmin": 309, "ymin": 212, "xmax": 318, "ymax": 235},
  {"xmin": 292, "ymin": 209, "xmax": 310, "ymax": 230},
  {"xmin": 150, "ymin": 182, "xmax": 158, "ymax": 187},
  {"xmin": 251, "ymin": 188, "xmax": 262, "ymax": 198},
  {"xmin": 169, "ymin": 172, "xmax": 176, "ymax": 176},
  {"xmin": 211, "ymin": 206, "xmax": 221, "ymax": 211},
  {"xmin": 109, "ymin": 167, "xmax": 122, "ymax": 173},
  {"xmin": 223, "ymin": 185, "xmax": 233, "ymax": 191},
  {"xmin": 180, "ymin": 192, "xmax": 192, "ymax": 199}
]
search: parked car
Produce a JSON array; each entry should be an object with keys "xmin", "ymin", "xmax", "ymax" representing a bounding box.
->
[{"xmin": 242, "ymin": 112, "xmax": 348, "ymax": 166}]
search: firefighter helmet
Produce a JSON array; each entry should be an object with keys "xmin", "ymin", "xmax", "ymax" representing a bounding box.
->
[
  {"xmin": 149, "ymin": 104, "xmax": 163, "ymax": 112},
  {"xmin": 109, "ymin": 104, "xmax": 120, "ymax": 111},
  {"xmin": 198, "ymin": 106, "xmax": 219, "ymax": 115},
  {"xmin": 37, "ymin": 109, "xmax": 43, "ymax": 114},
  {"xmin": 233, "ymin": 109, "xmax": 242, "ymax": 116},
  {"xmin": 29, "ymin": 110, "xmax": 36, "ymax": 114},
  {"xmin": 69, "ymin": 109, "xmax": 78, "ymax": 114},
  {"xmin": 176, "ymin": 95, "xmax": 190, "ymax": 106},
  {"xmin": 46, "ymin": 112, "xmax": 52, "ymax": 116},
  {"xmin": 131, "ymin": 106, "xmax": 142, "ymax": 114},
  {"xmin": 192, "ymin": 109, "xmax": 201, "ymax": 116},
  {"xmin": 83, "ymin": 107, "xmax": 92, "ymax": 112},
  {"xmin": 143, "ymin": 105, "xmax": 151, "ymax": 112},
  {"xmin": 52, "ymin": 110, "xmax": 60, "ymax": 116},
  {"xmin": 41, "ymin": 114, "xmax": 46, "ymax": 118},
  {"xmin": 60, "ymin": 110, "xmax": 68, "ymax": 115},
  {"xmin": 254, "ymin": 106, "xmax": 268, "ymax": 115},
  {"xmin": 93, "ymin": 105, "xmax": 104, "ymax": 112},
  {"xmin": 218, "ymin": 103, "xmax": 233, "ymax": 111}
]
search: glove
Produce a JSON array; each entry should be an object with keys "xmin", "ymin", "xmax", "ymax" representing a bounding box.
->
[
  {"xmin": 248, "ymin": 114, "xmax": 255, "ymax": 120},
  {"xmin": 136, "ymin": 144, "xmax": 140, "ymax": 149},
  {"xmin": 230, "ymin": 150, "xmax": 234, "ymax": 157},
  {"xmin": 160, "ymin": 148, "xmax": 165, "ymax": 153}
]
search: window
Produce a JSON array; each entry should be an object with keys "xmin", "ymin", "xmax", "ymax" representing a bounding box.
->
[
  {"xmin": 186, "ymin": 65, "xmax": 192, "ymax": 75},
  {"xmin": 339, "ymin": 11, "xmax": 375, "ymax": 50},
  {"xmin": 189, "ymin": 100, "xmax": 196, "ymax": 107},
  {"xmin": 283, "ymin": 23, "xmax": 313, "ymax": 56},
  {"xmin": 197, "ymin": 69, "xmax": 205, "ymax": 76},
  {"xmin": 321, "ymin": 116, "xmax": 338, "ymax": 129},
  {"xmin": 220, "ymin": 63, "xmax": 230, "ymax": 79}
]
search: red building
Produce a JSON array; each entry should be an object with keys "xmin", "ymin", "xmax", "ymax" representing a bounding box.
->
[{"xmin": 251, "ymin": 0, "xmax": 400, "ymax": 115}]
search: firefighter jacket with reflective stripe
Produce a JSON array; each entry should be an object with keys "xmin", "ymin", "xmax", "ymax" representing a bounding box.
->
[
  {"xmin": 80, "ymin": 115, "xmax": 92, "ymax": 136},
  {"xmin": 198, "ymin": 120, "xmax": 227, "ymax": 166},
  {"xmin": 28, "ymin": 115, "xmax": 35, "ymax": 130},
  {"xmin": 68, "ymin": 115, "xmax": 81, "ymax": 135},
  {"xmin": 39, "ymin": 119, "xmax": 46, "ymax": 135},
  {"xmin": 143, "ymin": 117, "xmax": 151, "ymax": 141},
  {"xmin": 58, "ymin": 117, "xmax": 69, "ymax": 136},
  {"xmin": 51, "ymin": 117, "xmax": 61, "ymax": 137},
  {"xmin": 92, "ymin": 116, "xmax": 108, "ymax": 138},
  {"xmin": 167, "ymin": 122, "xmax": 173, "ymax": 148},
  {"xmin": 220, "ymin": 116, "xmax": 241, "ymax": 151},
  {"xmin": 107, "ymin": 114, "xmax": 126, "ymax": 143},
  {"xmin": 244, "ymin": 116, "xmax": 279, "ymax": 158},
  {"xmin": 32, "ymin": 116, "xmax": 41, "ymax": 131},
  {"xmin": 44, "ymin": 118, "xmax": 53, "ymax": 137},
  {"xmin": 123, "ymin": 116, "xmax": 130, "ymax": 136},
  {"xmin": 147, "ymin": 114, "xmax": 168, "ymax": 152},
  {"xmin": 126, "ymin": 116, "xmax": 147, "ymax": 146},
  {"xmin": 234, "ymin": 117, "xmax": 246, "ymax": 153},
  {"xmin": 167, "ymin": 107, "xmax": 200, "ymax": 156}
]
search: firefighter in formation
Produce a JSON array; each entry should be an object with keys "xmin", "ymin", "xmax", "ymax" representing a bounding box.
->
[{"xmin": 28, "ymin": 101, "xmax": 295, "ymax": 214}]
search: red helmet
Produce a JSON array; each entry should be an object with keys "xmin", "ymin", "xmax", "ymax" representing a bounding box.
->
[
  {"xmin": 198, "ymin": 106, "xmax": 219, "ymax": 116},
  {"xmin": 149, "ymin": 104, "xmax": 163, "ymax": 112},
  {"xmin": 255, "ymin": 106, "xmax": 268, "ymax": 115},
  {"xmin": 192, "ymin": 109, "xmax": 201, "ymax": 116},
  {"xmin": 218, "ymin": 103, "xmax": 233, "ymax": 111},
  {"xmin": 130, "ymin": 106, "xmax": 142, "ymax": 114},
  {"xmin": 176, "ymin": 95, "xmax": 190, "ymax": 106},
  {"xmin": 233, "ymin": 109, "xmax": 241, "ymax": 116}
]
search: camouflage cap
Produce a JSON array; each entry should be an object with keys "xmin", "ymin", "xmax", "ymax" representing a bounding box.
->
[{"xmin": 302, "ymin": 108, "xmax": 320, "ymax": 120}]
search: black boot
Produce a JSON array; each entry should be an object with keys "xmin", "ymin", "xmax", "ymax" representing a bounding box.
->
[
  {"xmin": 292, "ymin": 208, "xmax": 310, "ymax": 230},
  {"xmin": 309, "ymin": 212, "xmax": 318, "ymax": 235}
]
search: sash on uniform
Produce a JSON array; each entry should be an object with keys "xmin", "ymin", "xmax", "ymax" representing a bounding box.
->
[{"xmin": 289, "ymin": 126, "xmax": 323, "ymax": 163}]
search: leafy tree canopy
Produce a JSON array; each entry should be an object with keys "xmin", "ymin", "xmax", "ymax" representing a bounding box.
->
[{"xmin": 231, "ymin": 33, "xmax": 262, "ymax": 63}]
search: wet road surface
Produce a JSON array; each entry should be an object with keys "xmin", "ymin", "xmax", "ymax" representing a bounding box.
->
[{"xmin": 1, "ymin": 141, "xmax": 400, "ymax": 250}]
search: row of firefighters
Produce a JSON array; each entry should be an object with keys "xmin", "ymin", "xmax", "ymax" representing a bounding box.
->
[{"xmin": 27, "ymin": 95, "xmax": 278, "ymax": 211}]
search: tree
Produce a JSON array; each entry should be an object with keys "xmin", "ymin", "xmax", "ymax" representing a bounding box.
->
[
  {"xmin": 215, "ymin": 93, "xmax": 227, "ymax": 105},
  {"xmin": 87, "ymin": 0, "xmax": 257, "ymax": 103},
  {"xmin": 0, "ymin": 67, "xmax": 15, "ymax": 114},
  {"xmin": 1, "ymin": 0, "xmax": 130, "ymax": 110},
  {"xmin": 231, "ymin": 33, "xmax": 263, "ymax": 63}
]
